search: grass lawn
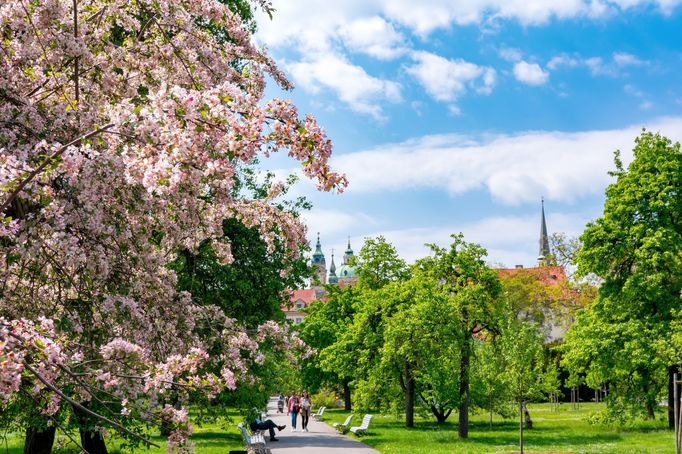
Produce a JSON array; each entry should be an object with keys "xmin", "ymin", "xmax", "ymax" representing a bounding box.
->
[
  {"xmin": 1, "ymin": 417, "xmax": 245, "ymax": 453},
  {"xmin": 323, "ymin": 403, "xmax": 674, "ymax": 454},
  {"xmin": 1, "ymin": 403, "xmax": 674, "ymax": 453}
]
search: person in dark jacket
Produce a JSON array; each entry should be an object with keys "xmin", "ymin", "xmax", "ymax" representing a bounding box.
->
[{"xmin": 249, "ymin": 417, "xmax": 286, "ymax": 442}]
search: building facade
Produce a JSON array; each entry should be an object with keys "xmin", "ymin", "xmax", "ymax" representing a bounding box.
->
[
  {"xmin": 284, "ymin": 234, "xmax": 358, "ymax": 324},
  {"xmin": 285, "ymin": 201, "xmax": 566, "ymax": 327}
]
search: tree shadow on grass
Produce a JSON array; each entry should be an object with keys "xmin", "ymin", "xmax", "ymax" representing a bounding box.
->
[
  {"xmin": 190, "ymin": 431, "xmax": 242, "ymax": 447},
  {"xmin": 468, "ymin": 431, "xmax": 621, "ymax": 447},
  {"xmin": 369, "ymin": 419, "xmax": 623, "ymax": 449}
]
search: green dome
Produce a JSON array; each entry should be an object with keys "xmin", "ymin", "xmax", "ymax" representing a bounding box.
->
[{"xmin": 336, "ymin": 264, "xmax": 357, "ymax": 278}]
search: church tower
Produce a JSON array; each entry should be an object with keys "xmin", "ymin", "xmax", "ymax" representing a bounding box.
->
[
  {"xmin": 343, "ymin": 237, "xmax": 353, "ymax": 265},
  {"xmin": 337, "ymin": 236, "xmax": 358, "ymax": 284},
  {"xmin": 537, "ymin": 198, "xmax": 551, "ymax": 266},
  {"xmin": 328, "ymin": 250, "xmax": 338, "ymax": 285},
  {"xmin": 312, "ymin": 233, "xmax": 327, "ymax": 285}
]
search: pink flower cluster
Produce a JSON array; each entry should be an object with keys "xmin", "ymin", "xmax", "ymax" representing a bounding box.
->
[
  {"xmin": 161, "ymin": 406, "xmax": 194, "ymax": 454},
  {"xmin": 0, "ymin": 0, "xmax": 338, "ymax": 451}
]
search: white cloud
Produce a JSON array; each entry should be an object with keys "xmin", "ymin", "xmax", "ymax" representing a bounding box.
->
[
  {"xmin": 256, "ymin": 0, "xmax": 681, "ymax": 49},
  {"xmin": 286, "ymin": 53, "xmax": 401, "ymax": 119},
  {"xmin": 406, "ymin": 51, "xmax": 496, "ymax": 109},
  {"xmin": 584, "ymin": 52, "xmax": 649, "ymax": 76},
  {"xmin": 547, "ymin": 53, "xmax": 581, "ymax": 70},
  {"xmin": 361, "ymin": 210, "xmax": 591, "ymax": 265},
  {"xmin": 513, "ymin": 61, "xmax": 550, "ymax": 86},
  {"xmin": 499, "ymin": 47, "xmax": 523, "ymax": 62},
  {"xmin": 338, "ymin": 16, "xmax": 407, "ymax": 60},
  {"xmin": 613, "ymin": 52, "xmax": 646, "ymax": 66},
  {"xmin": 331, "ymin": 116, "xmax": 682, "ymax": 204},
  {"xmin": 302, "ymin": 209, "xmax": 378, "ymax": 239}
]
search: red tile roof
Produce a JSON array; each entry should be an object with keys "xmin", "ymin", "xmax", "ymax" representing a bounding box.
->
[
  {"xmin": 289, "ymin": 288, "xmax": 317, "ymax": 305},
  {"xmin": 496, "ymin": 265, "xmax": 567, "ymax": 286}
]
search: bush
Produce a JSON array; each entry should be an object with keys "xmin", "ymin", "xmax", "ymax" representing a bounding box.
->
[{"xmin": 312, "ymin": 389, "xmax": 338, "ymax": 408}]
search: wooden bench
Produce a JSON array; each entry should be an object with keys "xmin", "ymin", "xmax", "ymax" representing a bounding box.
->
[
  {"xmin": 332, "ymin": 414, "xmax": 354, "ymax": 432},
  {"xmin": 237, "ymin": 422, "xmax": 267, "ymax": 454},
  {"xmin": 349, "ymin": 414, "xmax": 372, "ymax": 436},
  {"xmin": 311, "ymin": 406, "xmax": 326, "ymax": 421}
]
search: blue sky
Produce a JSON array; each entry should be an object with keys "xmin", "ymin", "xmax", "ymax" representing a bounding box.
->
[{"xmin": 253, "ymin": 0, "xmax": 682, "ymax": 267}]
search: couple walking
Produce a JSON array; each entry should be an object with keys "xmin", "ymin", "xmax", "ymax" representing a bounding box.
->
[{"xmin": 287, "ymin": 391, "xmax": 312, "ymax": 432}]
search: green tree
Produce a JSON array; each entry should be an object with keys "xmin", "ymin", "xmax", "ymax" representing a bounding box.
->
[
  {"xmin": 565, "ymin": 131, "xmax": 682, "ymax": 426},
  {"xmin": 499, "ymin": 318, "xmax": 545, "ymax": 454},
  {"xmin": 381, "ymin": 274, "xmax": 463, "ymax": 426},
  {"xmin": 547, "ymin": 232, "xmax": 581, "ymax": 270},
  {"xmin": 542, "ymin": 359, "xmax": 562, "ymax": 411},
  {"xmin": 299, "ymin": 285, "xmax": 358, "ymax": 410},
  {"xmin": 417, "ymin": 234, "xmax": 502, "ymax": 438},
  {"xmin": 500, "ymin": 270, "xmax": 569, "ymax": 339},
  {"xmin": 353, "ymin": 235, "xmax": 409, "ymax": 290},
  {"xmin": 471, "ymin": 339, "xmax": 513, "ymax": 427}
]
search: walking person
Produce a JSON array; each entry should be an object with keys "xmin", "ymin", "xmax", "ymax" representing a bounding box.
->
[
  {"xmin": 287, "ymin": 391, "xmax": 300, "ymax": 431},
  {"xmin": 300, "ymin": 390, "xmax": 312, "ymax": 432},
  {"xmin": 277, "ymin": 392, "xmax": 285, "ymax": 413}
]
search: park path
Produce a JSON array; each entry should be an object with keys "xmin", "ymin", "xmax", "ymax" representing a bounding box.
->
[{"xmin": 262, "ymin": 397, "xmax": 379, "ymax": 454}]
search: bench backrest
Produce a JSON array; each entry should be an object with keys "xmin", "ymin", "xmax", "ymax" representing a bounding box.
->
[
  {"xmin": 319, "ymin": 406, "xmax": 325, "ymax": 415},
  {"xmin": 359, "ymin": 414, "xmax": 372, "ymax": 429},
  {"xmin": 237, "ymin": 423, "xmax": 251, "ymax": 444},
  {"xmin": 342, "ymin": 414, "xmax": 354, "ymax": 426}
]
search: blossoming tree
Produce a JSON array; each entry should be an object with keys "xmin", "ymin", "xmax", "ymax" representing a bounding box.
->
[{"xmin": 0, "ymin": 0, "xmax": 345, "ymax": 452}]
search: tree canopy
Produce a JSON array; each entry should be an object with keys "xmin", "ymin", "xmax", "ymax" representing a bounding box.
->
[{"xmin": 563, "ymin": 131, "xmax": 682, "ymax": 425}]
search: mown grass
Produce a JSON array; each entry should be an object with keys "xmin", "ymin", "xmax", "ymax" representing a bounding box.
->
[
  {"xmin": 323, "ymin": 403, "xmax": 674, "ymax": 454},
  {"xmin": 1, "ymin": 403, "xmax": 674, "ymax": 453},
  {"xmin": 0, "ymin": 417, "xmax": 244, "ymax": 453}
]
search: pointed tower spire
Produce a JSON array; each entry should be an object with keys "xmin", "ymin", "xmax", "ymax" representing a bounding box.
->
[
  {"xmin": 314, "ymin": 232, "xmax": 323, "ymax": 254},
  {"xmin": 328, "ymin": 249, "xmax": 338, "ymax": 284},
  {"xmin": 312, "ymin": 232, "xmax": 326, "ymax": 284},
  {"xmin": 538, "ymin": 197, "xmax": 551, "ymax": 266},
  {"xmin": 343, "ymin": 236, "xmax": 354, "ymax": 265}
]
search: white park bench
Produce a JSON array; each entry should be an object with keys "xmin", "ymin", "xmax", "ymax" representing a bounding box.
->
[
  {"xmin": 349, "ymin": 414, "xmax": 373, "ymax": 436},
  {"xmin": 332, "ymin": 414, "xmax": 354, "ymax": 432},
  {"xmin": 311, "ymin": 406, "xmax": 326, "ymax": 420},
  {"xmin": 237, "ymin": 422, "xmax": 267, "ymax": 454}
]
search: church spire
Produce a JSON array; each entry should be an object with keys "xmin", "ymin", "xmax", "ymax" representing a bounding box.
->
[
  {"xmin": 328, "ymin": 249, "xmax": 338, "ymax": 284},
  {"xmin": 538, "ymin": 198, "xmax": 551, "ymax": 266},
  {"xmin": 343, "ymin": 236, "xmax": 354, "ymax": 265},
  {"xmin": 311, "ymin": 232, "xmax": 326, "ymax": 285},
  {"xmin": 313, "ymin": 232, "xmax": 323, "ymax": 257}
]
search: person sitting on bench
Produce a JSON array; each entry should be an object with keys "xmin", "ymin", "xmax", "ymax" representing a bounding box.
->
[{"xmin": 249, "ymin": 417, "xmax": 286, "ymax": 442}]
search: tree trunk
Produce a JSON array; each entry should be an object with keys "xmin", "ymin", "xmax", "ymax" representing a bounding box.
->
[
  {"xmin": 343, "ymin": 380, "xmax": 352, "ymax": 411},
  {"xmin": 74, "ymin": 403, "xmax": 108, "ymax": 454},
  {"xmin": 160, "ymin": 418, "xmax": 172, "ymax": 437},
  {"xmin": 405, "ymin": 364, "xmax": 415, "ymax": 428},
  {"xmin": 489, "ymin": 395, "xmax": 493, "ymax": 428},
  {"xmin": 24, "ymin": 426, "xmax": 56, "ymax": 454},
  {"xmin": 523, "ymin": 402, "xmax": 533, "ymax": 429},
  {"xmin": 80, "ymin": 428, "xmax": 108, "ymax": 454},
  {"xmin": 645, "ymin": 400, "xmax": 656, "ymax": 420},
  {"xmin": 670, "ymin": 365, "xmax": 679, "ymax": 429},
  {"xmin": 519, "ymin": 401, "xmax": 524, "ymax": 454},
  {"xmin": 458, "ymin": 333, "xmax": 471, "ymax": 438},
  {"xmin": 430, "ymin": 405, "xmax": 451, "ymax": 424}
]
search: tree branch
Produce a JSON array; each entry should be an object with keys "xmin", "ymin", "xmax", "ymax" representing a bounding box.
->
[
  {"xmin": 22, "ymin": 362, "xmax": 160, "ymax": 448},
  {"xmin": 1, "ymin": 123, "xmax": 114, "ymax": 216}
]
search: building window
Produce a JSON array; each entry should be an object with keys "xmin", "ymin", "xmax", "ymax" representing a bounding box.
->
[
  {"xmin": 296, "ymin": 302, "xmax": 304, "ymax": 309},
  {"xmin": 295, "ymin": 317, "xmax": 302, "ymax": 324}
]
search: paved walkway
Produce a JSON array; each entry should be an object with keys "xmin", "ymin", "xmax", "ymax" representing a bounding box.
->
[{"xmin": 262, "ymin": 397, "xmax": 379, "ymax": 453}]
